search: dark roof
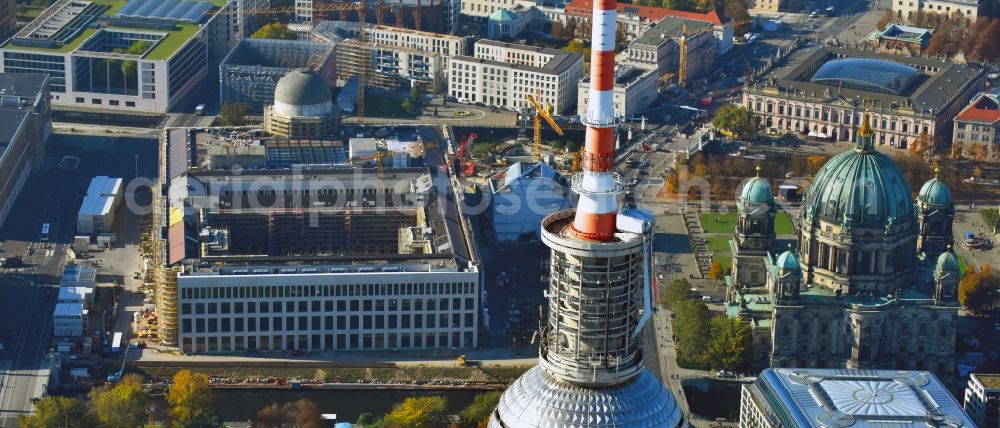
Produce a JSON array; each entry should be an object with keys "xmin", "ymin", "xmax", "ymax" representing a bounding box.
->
[
  {"xmin": 0, "ymin": 73, "xmax": 46, "ymax": 147},
  {"xmin": 456, "ymin": 41, "xmax": 582, "ymax": 75},
  {"xmin": 810, "ymin": 58, "xmax": 918, "ymax": 94},
  {"xmin": 748, "ymin": 46, "xmax": 985, "ymax": 115},
  {"xmin": 632, "ymin": 16, "xmax": 714, "ymax": 47}
]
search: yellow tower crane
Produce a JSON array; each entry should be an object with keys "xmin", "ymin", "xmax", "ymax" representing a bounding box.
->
[
  {"xmin": 212, "ymin": 2, "xmax": 368, "ymax": 123},
  {"xmin": 525, "ymin": 92, "xmax": 564, "ymax": 163}
]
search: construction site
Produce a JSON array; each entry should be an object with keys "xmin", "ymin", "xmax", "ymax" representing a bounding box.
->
[
  {"xmin": 134, "ymin": 125, "xmax": 481, "ymax": 354},
  {"xmin": 219, "ymin": 38, "xmax": 336, "ymax": 112}
]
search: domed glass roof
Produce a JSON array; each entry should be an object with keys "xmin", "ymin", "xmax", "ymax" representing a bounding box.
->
[
  {"xmin": 740, "ymin": 176, "xmax": 774, "ymax": 205},
  {"xmin": 274, "ymin": 68, "xmax": 331, "ymax": 106},
  {"xmin": 811, "ymin": 58, "xmax": 918, "ymax": 95},
  {"xmin": 802, "ymin": 114, "xmax": 915, "ymax": 228},
  {"xmin": 917, "ymin": 175, "xmax": 952, "ymax": 206}
]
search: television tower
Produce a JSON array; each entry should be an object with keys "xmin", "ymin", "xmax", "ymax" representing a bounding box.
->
[{"xmin": 487, "ymin": 0, "xmax": 685, "ymax": 424}]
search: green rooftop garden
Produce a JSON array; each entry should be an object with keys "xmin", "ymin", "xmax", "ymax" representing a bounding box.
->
[{"xmin": 4, "ymin": 0, "xmax": 222, "ymax": 59}]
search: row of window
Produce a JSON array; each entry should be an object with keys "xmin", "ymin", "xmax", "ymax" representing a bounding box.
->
[
  {"xmin": 73, "ymin": 97, "xmax": 136, "ymax": 107},
  {"xmin": 181, "ymin": 312, "xmax": 476, "ymax": 334},
  {"xmin": 181, "ymin": 297, "xmax": 476, "ymax": 315},
  {"xmin": 181, "ymin": 330, "xmax": 474, "ymax": 353},
  {"xmin": 180, "ymin": 282, "xmax": 476, "ymax": 300}
]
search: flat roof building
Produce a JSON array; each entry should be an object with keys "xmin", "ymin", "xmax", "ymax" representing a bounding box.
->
[
  {"xmin": 965, "ymin": 373, "xmax": 1000, "ymax": 428},
  {"xmin": 624, "ymin": 17, "xmax": 717, "ymax": 82},
  {"xmin": 743, "ymin": 45, "xmax": 987, "ymax": 148},
  {"xmin": 77, "ymin": 176, "xmax": 123, "ymax": 235},
  {"xmin": 0, "ymin": 73, "xmax": 50, "ymax": 228},
  {"xmin": 578, "ymin": 65, "xmax": 658, "ymax": 119},
  {"xmin": 741, "ymin": 368, "xmax": 975, "ymax": 428},
  {"xmin": 0, "ymin": 0, "xmax": 230, "ymax": 113},
  {"xmin": 448, "ymin": 40, "xmax": 583, "ymax": 115},
  {"xmin": 155, "ymin": 127, "xmax": 480, "ymax": 354}
]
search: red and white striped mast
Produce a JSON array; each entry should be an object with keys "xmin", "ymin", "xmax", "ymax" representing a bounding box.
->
[{"xmin": 572, "ymin": 0, "xmax": 621, "ymax": 241}]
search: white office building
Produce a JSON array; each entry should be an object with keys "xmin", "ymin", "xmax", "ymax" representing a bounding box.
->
[
  {"xmin": 448, "ymin": 40, "xmax": 583, "ymax": 115},
  {"xmin": 965, "ymin": 373, "xmax": 1000, "ymax": 428},
  {"xmin": 77, "ymin": 176, "xmax": 123, "ymax": 235},
  {"xmin": 578, "ymin": 65, "xmax": 658, "ymax": 119}
]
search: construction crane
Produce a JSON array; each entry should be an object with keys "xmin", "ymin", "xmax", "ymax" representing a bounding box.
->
[
  {"xmin": 525, "ymin": 92, "xmax": 563, "ymax": 163},
  {"xmin": 212, "ymin": 2, "xmax": 368, "ymax": 123}
]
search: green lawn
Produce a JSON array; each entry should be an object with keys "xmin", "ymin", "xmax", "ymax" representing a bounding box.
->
[
  {"xmin": 699, "ymin": 212, "xmax": 738, "ymax": 233},
  {"xmin": 775, "ymin": 212, "xmax": 794, "ymax": 234},
  {"xmin": 364, "ymin": 94, "xmax": 416, "ymax": 119},
  {"xmin": 713, "ymin": 256, "xmax": 732, "ymax": 270},
  {"xmin": 699, "ymin": 211, "xmax": 795, "ymax": 234},
  {"xmin": 707, "ymin": 235, "xmax": 731, "ymax": 254},
  {"xmin": 983, "ymin": 209, "xmax": 999, "ymax": 229},
  {"xmin": 16, "ymin": 5, "xmax": 46, "ymax": 19},
  {"xmin": 958, "ymin": 255, "xmax": 969, "ymax": 274}
]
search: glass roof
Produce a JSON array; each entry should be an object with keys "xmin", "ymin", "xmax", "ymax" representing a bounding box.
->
[
  {"xmin": 116, "ymin": 0, "xmax": 214, "ymax": 23},
  {"xmin": 811, "ymin": 58, "xmax": 918, "ymax": 94}
]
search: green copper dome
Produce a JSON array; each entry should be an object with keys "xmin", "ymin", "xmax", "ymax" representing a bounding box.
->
[
  {"xmin": 801, "ymin": 113, "xmax": 914, "ymax": 229},
  {"xmin": 489, "ymin": 9, "xmax": 517, "ymax": 21},
  {"xmin": 740, "ymin": 176, "xmax": 774, "ymax": 205},
  {"xmin": 776, "ymin": 250, "xmax": 800, "ymax": 270},
  {"xmin": 935, "ymin": 250, "xmax": 960, "ymax": 273},
  {"xmin": 917, "ymin": 176, "xmax": 952, "ymax": 206}
]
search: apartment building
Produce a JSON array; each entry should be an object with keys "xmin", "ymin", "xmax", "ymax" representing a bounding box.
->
[{"xmin": 448, "ymin": 40, "xmax": 583, "ymax": 114}]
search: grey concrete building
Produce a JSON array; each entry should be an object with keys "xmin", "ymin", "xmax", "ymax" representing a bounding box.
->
[
  {"xmin": 0, "ymin": 73, "xmax": 50, "ymax": 227},
  {"xmin": 623, "ymin": 17, "xmax": 716, "ymax": 82}
]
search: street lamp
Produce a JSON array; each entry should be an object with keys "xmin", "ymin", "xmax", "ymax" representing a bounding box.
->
[{"xmin": 134, "ymin": 155, "xmax": 139, "ymax": 179}]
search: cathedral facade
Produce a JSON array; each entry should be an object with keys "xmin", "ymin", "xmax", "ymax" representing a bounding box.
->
[{"xmin": 727, "ymin": 113, "xmax": 961, "ymax": 381}]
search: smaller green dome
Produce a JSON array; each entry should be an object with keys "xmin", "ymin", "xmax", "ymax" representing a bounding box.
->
[
  {"xmin": 776, "ymin": 250, "xmax": 800, "ymax": 270},
  {"xmin": 918, "ymin": 177, "xmax": 952, "ymax": 206},
  {"xmin": 740, "ymin": 177, "xmax": 773, "ymax": 204},
  {"xmin": 489, "ymin": 9, "xmax": 517, "ymax": 21},
  {"xmin": 935, "ymin": 250, "xmax": 959, "ymax": 272}
]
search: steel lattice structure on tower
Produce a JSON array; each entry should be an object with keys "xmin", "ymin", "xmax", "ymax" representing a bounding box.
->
[{"xmin": 488, "ymin": 0, "xmax": 686, "ymax": 425}]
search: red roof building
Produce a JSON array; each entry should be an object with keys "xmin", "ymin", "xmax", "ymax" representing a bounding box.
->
[
  {"xmin": 952, "ymin": 88, "xmax": 1000, "ymax": 159},
  {"xmin": 564, "ymin": 0, "xmax": 725, "ymax": 24}
]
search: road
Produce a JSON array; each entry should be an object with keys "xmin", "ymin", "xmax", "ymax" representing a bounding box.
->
[{"xmin": 0, "ymin": 132, "xmax": 156, "ymax": 425}]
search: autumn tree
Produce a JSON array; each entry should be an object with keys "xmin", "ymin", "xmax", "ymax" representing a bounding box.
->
[
  {"xmin": 708, "ymin": 260, "xmax": 726, "ymax": 289},
  {"xmin": 805, "ymin": 155, "xmax": 828, "ymax": 176},
  {"xmin": 951, "ymin": 141, "xmax": 964, "ymax": 160},
  {"xmin": 89, "ymin": 374, "xmax": 149, "ymax": 428},
  {"xmin": 959, "ymin": 265, "xmax": 1000, "ymax": 315},
  {"xmin": 251, "ymin": 21, "xmax": 297, "ymax": 40},
  {"xmin": 218, "ymin": 102, "xmax": 248, "ymax": 127},
  {"xmin": 383, "ymin": 396, "xmax": 447, "ymax": 428},
  {"xmin": 356, "ymin": 413, "xmax": 378, "ymax": 426},
  {"xmin": 458, "ymin": 391, "xmax": 502, "ymax": 428},
  {"xmin": 19, "ymin": 396, "xmax": 92, "ymax": 428},
  {"xmin": 876, "ymin": 9, "xmax": 895, "ymax": 31},
  {"xmin": 673, "ymin": 299, "xmax": 712, "ymax": 368},
  {"xmin": 662, "ymin": 278, "xmax": 693, "ymax": 309},
  {"xmin": 705, "ymin": 316, "xmax": 753, "ymax": 372},
  {"xmin": 712, "ymin": 104, "xmax": 761, "ymax": 141},
  {"xmin": 166, "ymin": 370, "xmax": 214, "ymax": 426},
  {"xmin": 252, "ymin": 399, "xmax": 324, "ymax": 428},
  {"xmin": 724, "ymin": 0, "xmax": 751, "ymax": 35},
  {"xmin": 908, "ymin": 131, "xmax": 932, "ymax": 158}
]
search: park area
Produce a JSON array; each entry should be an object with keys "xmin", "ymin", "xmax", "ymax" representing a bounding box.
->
[
  {"xmin": 699, "ymin": 211, "xmax": 794, "ymax": 234},
  {"xmin": 365, "ymin": 94, "xmax": 416, "ymax": 119},
  {"xmin": 699, "ymin": 211, "xmax": 794, "ymax": 269}
]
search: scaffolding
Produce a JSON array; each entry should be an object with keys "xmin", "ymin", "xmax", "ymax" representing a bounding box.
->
[
  {"xmin": 335, "ymin": 39, "xmax": 402, "ymax": 91},
  {"xmin": 219, "ymin": 38, "xmax": 334, "ymax": 112},
  {"xmin": 152, "ymin": 129, "xmax": 179, "ymax": 347}
]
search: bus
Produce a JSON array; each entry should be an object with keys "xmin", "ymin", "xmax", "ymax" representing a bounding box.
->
[
  {"xmin": 40, "ymin": 223, "xmax": 50, "ymax": 242},
  {"xmin": 111, "ymin": 332, "xmax": 123, "ymax": 353}
]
